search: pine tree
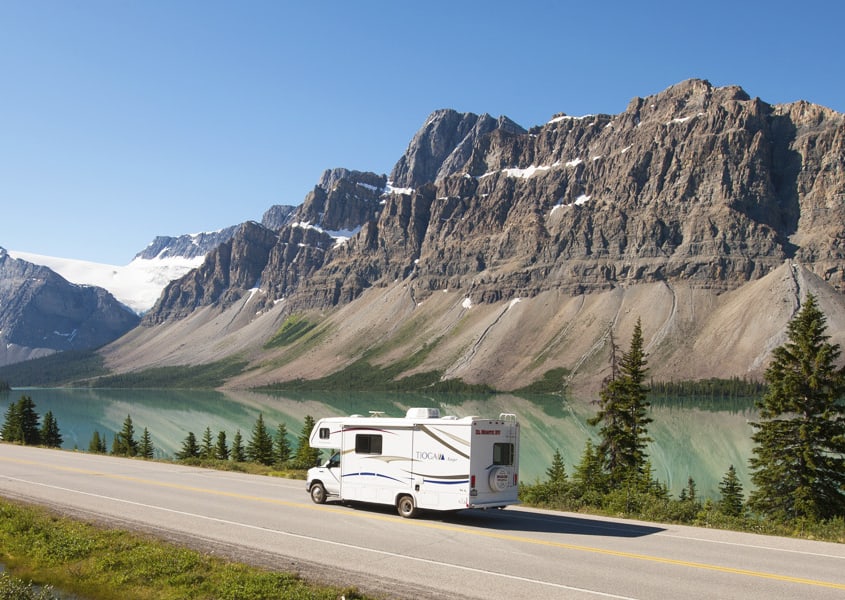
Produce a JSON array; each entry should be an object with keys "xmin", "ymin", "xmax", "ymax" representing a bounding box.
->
[
  {"xmin": 88, "ymin": 430, "xmax": 104, "ymax": 453},
  {"xmin": 39, "ymin": 411, "xmax": 62, "ymax": 448},
  {"xmin": 215, "ymin": 431, "xmax": 229, "ymax": 460},
  {"xmin": 589, "ymin": 320, "xmax": 652, "ymax": 485},
  {"xmin": 546, "ymin": 449, "xmax": 568, "ymax": 485},
  {"xmin": 17, "ymin": 396, "xmax": 41, "ymax": 445},
  {"xmin": 293, "ymin": 415, "xmax": 321, "ymax": 468},
  {"xmin": 1, "ymin": 400, "xmax": 23, "ymax": 443},
  {"xmin": 573, "ymin": 439, "xmax": 607, "ymax": 494},
  {"xmin": 176, "ymin": 432, "xmax": 200, "ymax": 460},
  {"xmin": 230, "ymin": 429, "xmax": 246, "ymax": 462},
  {"xmin": 246, "ymin": 414, "xmax": 274, "ymax": 465},
  {"xmin": 748, "ymin": 294, "xmax": 845, "ymax": 521},
  {"xmin": 113, "ymin": 415, "xmax": 138, "ymax": 457},
  {"xmin": 139, "ymin": 428, "xmax": 155, "ymax": 459},
  {"xmin": 718, "ymin": 465, "xmax": 744, "ymax": 517},
  {"xmin": 274, "ymin": 422, "xmax": 291, "ymax": 465},
  {"xmin": 200, "ymin": 427, "xmax": 214, "ymax": 460}
]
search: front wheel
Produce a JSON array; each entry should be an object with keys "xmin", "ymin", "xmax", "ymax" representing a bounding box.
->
[
  {"xmin": 310, "ymin": 482, "xmax": 327, "ymax": 504},
  {"xmin": 397, "ymin": 495, "xmax": 417, "ymax": 518}
]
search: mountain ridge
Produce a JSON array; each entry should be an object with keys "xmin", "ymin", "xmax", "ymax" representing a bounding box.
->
[{"xmin": 9, "ymin": 79, "xmax": 845, "ymax": 390}]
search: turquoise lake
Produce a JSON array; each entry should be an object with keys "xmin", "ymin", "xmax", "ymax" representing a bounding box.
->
[{"xmin": 2, "ymin": 388, "xmax": 757, "ymax": 500}]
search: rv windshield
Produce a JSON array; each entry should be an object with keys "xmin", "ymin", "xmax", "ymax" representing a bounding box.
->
[{"xmin": 327, "ymin": 452, "xmax": 340, "ymax": 468}]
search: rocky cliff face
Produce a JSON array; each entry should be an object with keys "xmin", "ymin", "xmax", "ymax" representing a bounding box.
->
[
  {"xmin": 0, "ymin": 248, "xmax": 140, "ymax": 366},
  {"xmin": 143, "ymin": 80, "xmax": 845, "ymax": 326}
]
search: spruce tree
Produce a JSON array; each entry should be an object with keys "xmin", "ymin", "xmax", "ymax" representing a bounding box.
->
[
  {"xmin": 589, "ymin": 320, "xmax": 652, "ymax": 485},
  {"xmin": 1, "ymin": 400, "xmax": 22, "ymax": 443},
  {"xmin": 246, "ymin": 414, "xmax": 274, "ymax": 465},
  {"xmin": 17, "ymin": 396, "xmax": 41, "ymax": 445},
  {"xmin": 274, "ymin": 422, "xmax": 291, "ymax": 466},
  {"xmin": 176, "ymin": 432, "xmax": 200, "ymax": 460},
  {"xmin": 88, "ymin": 430, "xmax": 104, "ymax": 453},
  {"xmin": 200, "ymin": 427, "xmax": 214, "ymax": 460},
  {"xmin": 574, "ymin": 439, "xmax": 607, "ymax": 495},
  {"xmin": 139, "ymin": 428, "xmax": 155, "ymax": 459},
  {"xmin": 718, "ymin": 465, "xmax": 744, "ymax": 517},
  {"xmin": 293, "ymin": 415, "xmax": 321, "ymax": 468},
  {"xmin": 39, "ymin": 411, "xmax": 62, "ymax": 448},
  {"xmin": 215, "ymin": 431, "xmax": 229, "ymax": 460},
  {"xmin": 113, "ymin": 414, "xmax": 138, "ymax": 457},
  {"xmin": 748, "ymin": 294, "xmax": 845, "ymax": 521},
  {"xmin": 230, "ymin": 429, "xmax": 246, "ymax": 462},
  {"xmin": 546, "ymin": 449, "xmax": 568, "ymax": 485}
]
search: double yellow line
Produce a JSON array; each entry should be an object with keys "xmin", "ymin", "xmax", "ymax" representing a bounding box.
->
[{"xmin": 3, "ymin": 454, "xmax": 844, "ymax": 591}]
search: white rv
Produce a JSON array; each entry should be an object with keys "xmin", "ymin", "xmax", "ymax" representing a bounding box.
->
[{"xmin": 305, "ymin": 408, "xmax": 520, "ymax": 518}]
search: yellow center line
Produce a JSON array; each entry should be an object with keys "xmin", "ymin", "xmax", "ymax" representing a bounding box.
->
[{"xmin": 3, "ymin": 455, "xmax": 844, "ymax": 591}]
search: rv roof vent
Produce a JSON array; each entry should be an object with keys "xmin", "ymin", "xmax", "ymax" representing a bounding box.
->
[{"xmin": 406, "ymin": 407, "xmax": 440, "ymax": 419}]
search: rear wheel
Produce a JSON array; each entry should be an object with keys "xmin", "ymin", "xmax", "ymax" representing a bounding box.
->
[
  {"xmin": 397, "ymin": 495, "xmax": 417, "ymax": 518},
  {"xmin": 309, "ymin": 482, "xmax": 327, "ymax": 504}
]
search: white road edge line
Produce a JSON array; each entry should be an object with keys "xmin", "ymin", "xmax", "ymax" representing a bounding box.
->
[{"xmin": 3, "ymin": 476, "xmax": 638, "ymax": 600}]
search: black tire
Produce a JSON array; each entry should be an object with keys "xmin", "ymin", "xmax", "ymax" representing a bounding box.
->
[
  {"xmin": 310, "ymin": 482, "xmax": 327, "ymax": 504},
  {"xmin": 397, "ymin": 495, "xmax": 417, "ymax": 518}
]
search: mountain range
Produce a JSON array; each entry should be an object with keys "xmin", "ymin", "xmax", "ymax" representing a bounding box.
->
[{"xmin": 4, "ymin": 79, "xmax": 845, "ymax": 393}]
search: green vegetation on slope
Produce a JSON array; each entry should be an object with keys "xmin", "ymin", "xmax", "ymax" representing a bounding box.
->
[
  {"xmin": 90, "ymin": 358, "xmax": 249, "ymax": 389},
  {"xmin": 0, "ymin": 351, "xmax": 108, "ymax": 387},
  {"xmin": 0, "ymin": 498, "xmax": 368, "ymax": 600}
]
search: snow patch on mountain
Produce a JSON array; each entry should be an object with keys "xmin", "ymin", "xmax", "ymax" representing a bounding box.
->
[{"xmin": 8, "ymin": 250, "xmax": 203, "ymax": 314}]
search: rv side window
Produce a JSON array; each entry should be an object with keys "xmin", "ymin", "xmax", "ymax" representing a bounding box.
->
[
  {"xmin": 493, "ymin": 443, "xmax": 514, "ymax": 466},
  {"xmin": 355, "ymin": 434, "xmax": 383, "ymax": 455},
  {"xmin": 319, "ymin": 427, "xmax": 330, "ymax": 440}
]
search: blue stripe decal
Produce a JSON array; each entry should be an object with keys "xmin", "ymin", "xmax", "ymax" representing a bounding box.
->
[
  {"xmin": 342, "ymin": 472, "xmax": 405, "ymax": 484},
  {"xmin": 423, "ymin": 479, "xmax": 469, "ymax": 485}
]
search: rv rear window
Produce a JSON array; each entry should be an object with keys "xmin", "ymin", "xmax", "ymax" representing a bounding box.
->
[
  {"xmin": 493, "ymin": 443, "xmax": 514, "ymax": 466},
  {"xmin": 319, "ymin": 427, "xmax": 330, "ymax": 440},
  {"xmin": 355, "ymin": 434, "xmax": 383, "ymax": 455}
]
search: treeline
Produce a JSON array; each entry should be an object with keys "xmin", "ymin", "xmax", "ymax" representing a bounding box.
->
[
  {"xmin": 650, "ymin": 377, "xmax": 766, "ymax": 400},
  {"xmin": 1, "ymin": 395, "xmax": 62, "ymax": 447},
  {"xmin": 1, "ymin": 395, "xmax": 324, "ymax": 470}
]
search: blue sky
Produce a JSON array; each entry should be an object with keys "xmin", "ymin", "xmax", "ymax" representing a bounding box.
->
[{"xmin": 2, "ymin": 0, "xmax": 843, "ymax": 264}]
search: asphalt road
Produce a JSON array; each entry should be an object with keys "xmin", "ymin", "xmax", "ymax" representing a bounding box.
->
[{"xmin": 1, "ymin": 444, "xmax": 844, "ymax": 600}]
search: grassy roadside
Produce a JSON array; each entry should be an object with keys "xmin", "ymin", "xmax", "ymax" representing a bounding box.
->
[{"xmin": 0, "ymin": 498, "xmax": 368, "ymax": 600}]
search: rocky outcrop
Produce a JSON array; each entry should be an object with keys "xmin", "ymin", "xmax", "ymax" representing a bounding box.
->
[
  {"xmin": 390, "ymin": 109, "xmax": 526, "ymax": 189},
  {"xmin": 134, "ymin": 227, "xmax": 239, "ymax": 260},
  {"xmin": 0, "ymin": 248, "xmax": 140, "ymax": 366},
  {"xmin": 143, "ymin": 79, "xmax": 845, "ymax": 333}
]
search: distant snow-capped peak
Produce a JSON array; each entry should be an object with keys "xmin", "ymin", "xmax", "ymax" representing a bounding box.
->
[{"xmin": 7, "ymin": 250, "xmax": 204, "ymax": 314}]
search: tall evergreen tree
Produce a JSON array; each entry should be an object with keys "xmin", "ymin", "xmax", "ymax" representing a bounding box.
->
[
  {"xmin": 573, "ymin": 439, "xmax": 607, "ymax": 494},
  {"xmin": 246, "ymin": 414, "xmax": 274, "ymax": 465},
  {"xmin": 113, "ymin": 414, "xmax": 138, "ymax": 457},
  {"xmin": 139, "ymin": 427, "xmax": 155, "ymax": 459},
  {"xmin": 39, "ymin": 411, "xmax": 62, "ymax": 448},
  {"xmin": 88, "ymin": 430, "xmax": 105, "ymax": 453},
  {"xmin": 293, "ymin": 415, "xmax": 321, "ymax": 468},
  {"xmin": 230, "ymin": 429, "xmax": 246, "ymax": 462},
  {"xmin": 200, "ymin": 427, "xmax": 214, "ymax": 460},
  {"xmin": 1, "ymin": 400, "xmax": 23, "ymax": 443},
  {"xmin": 17, "ymin": 396, "xmax": 41, "ymax": 445},
  {"xmin": 748, "ymin": 294, "xmax": 845, "ymax": 521},
  {"xmin": 589, "ymin": 320, "xmax": 652, "ymax": 484},
  {"xmin": 546, "ymin": 449, "xmax": 568, "ymax": 485},
  {"xmin": 215, "ymin": 431, "xmax": 229, "ymax": 460},
  {"xmin": 718, "ymin": 465, "xmax": 744, "ymax": 517},
  {"xmin": 176, "ymin": 432, "xmax": 200, "ymax": 460},
  {"xmin": 274, "ymin": 422, "xmax": 291, "ymax": 465}
]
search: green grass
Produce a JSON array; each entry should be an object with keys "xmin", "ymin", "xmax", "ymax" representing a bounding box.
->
[
  {"xmin": 513, "ymin": 367, "xmax": 571, "ymax": 395},
  {"xmin": 0, "ymin": 498, "xmax": 368, "ymax": 600},
  {"xmin": 263, "ymin": 315, "xmax": 318, "ymax": 349}
]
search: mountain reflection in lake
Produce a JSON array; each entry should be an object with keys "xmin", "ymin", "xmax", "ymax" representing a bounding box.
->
[{"xmin": 3, "ymin": 388, "xmax": 755, "ymax": 499}]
